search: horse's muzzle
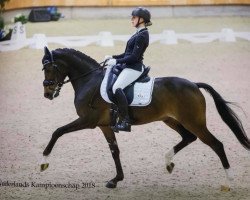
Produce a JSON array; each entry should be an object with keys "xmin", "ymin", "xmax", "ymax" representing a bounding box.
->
[{"xmin": 44, "ymin": 92, "xmax": 53, "ymax": 100}]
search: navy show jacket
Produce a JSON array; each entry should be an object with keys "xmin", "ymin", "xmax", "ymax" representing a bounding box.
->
[{"xmin": 113, "ymin": 28, "xmax": 149, "ymax": 71}]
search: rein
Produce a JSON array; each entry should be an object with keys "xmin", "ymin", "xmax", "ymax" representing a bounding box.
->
[{"xmin": 62, "ymin": 63, "xmax": 105, "ymax": 85}]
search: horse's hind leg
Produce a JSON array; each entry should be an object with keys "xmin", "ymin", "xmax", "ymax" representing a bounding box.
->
[
  {"xmin": 164, "ymin": 118, "xmax": 197, "ymax": 173},
  {"xmin": 185, "ymin": 124, "xmax": 233, "ymax": 189}
]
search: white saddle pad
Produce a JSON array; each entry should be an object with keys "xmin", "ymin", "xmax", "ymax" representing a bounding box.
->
[{"xmin": 100, "ymin": 66, "xmax": 155, "ymax": 107}]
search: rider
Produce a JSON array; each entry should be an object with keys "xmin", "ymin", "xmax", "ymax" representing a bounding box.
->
[{"xmin": 105, "ymin": 7, "xmax": 152, "ymax": 132}]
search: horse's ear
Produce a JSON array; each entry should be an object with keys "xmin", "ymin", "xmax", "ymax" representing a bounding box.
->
[
  {"xmin": 44, "ymin": 46, "xmax": 50, "ymax": 56},
  {"xmin": 44, "ymin": 46, "xmax": 54, "ymax": 62}
]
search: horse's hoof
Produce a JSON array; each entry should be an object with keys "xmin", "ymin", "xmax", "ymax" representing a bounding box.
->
[
  {"xmin": 221, "ymin": 185, "xmax": 231, "ymax": 192},
  {"xmin": 40, "ymin": 163, "xmax": 49, "ymax": 172},
  {"xmin": 166, "ymin": 162, "xmax": 175, "ymax": 174},
  {"xmin": 106, "ymin": 180, "xmax": 117, "ymax": 188}
]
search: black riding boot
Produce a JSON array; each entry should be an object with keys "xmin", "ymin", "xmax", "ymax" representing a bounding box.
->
[{"xmin": 113, "ymin": 88, "xmax": 131, "ymax": 132}]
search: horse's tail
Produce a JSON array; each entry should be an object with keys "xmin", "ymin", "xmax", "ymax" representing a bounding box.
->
[{"xmin": 196, "ymin": 82, "xmax": 250, "ymax": 150}]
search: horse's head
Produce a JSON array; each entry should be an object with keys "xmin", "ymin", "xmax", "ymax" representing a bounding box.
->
[{"xmin": 42, "ymin": 47, "xmax": 67, "ymax": 100}]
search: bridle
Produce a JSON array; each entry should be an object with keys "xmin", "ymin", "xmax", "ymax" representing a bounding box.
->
[{"xmin": 42, "ymin": 59, "xmax": 106, "ymax": 97}]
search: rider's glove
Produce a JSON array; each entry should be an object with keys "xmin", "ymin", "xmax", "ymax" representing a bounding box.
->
[
  {"xmin": 104, "ymin": 55, "xmax": 113, "ymax": 60},
  {"xmin": 106, "ymin": 58, "xmax": 117, "ymax": 66}
]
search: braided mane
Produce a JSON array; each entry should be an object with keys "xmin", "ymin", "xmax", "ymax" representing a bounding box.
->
[{"xmin": 52, "ymin": 48, "xmax": 100, "ymax": 68}]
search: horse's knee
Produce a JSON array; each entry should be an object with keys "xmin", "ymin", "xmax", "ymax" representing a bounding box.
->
[
  {"xmin": 109, "ymin": 141, "xmax": 120, "ymax": 157},
  {"xmin": 52, "ymin": 128, "xmax": 65, "ymax": 139}
]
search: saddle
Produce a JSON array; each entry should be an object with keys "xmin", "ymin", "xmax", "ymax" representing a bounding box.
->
[
  {"xmin": 100, "ymin": 65, "xmax": 155, "ymax": 106},
  {"xmin": 107, "ymin": 64, "xmax": 150, "ymax": 104}
]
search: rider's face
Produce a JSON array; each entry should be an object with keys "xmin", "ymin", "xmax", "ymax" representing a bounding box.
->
[{"xmin": 131, "ymin": 16, "xmax": 141, "ymax": 27}]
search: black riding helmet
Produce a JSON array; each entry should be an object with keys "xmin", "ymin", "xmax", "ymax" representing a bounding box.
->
[{"xmin": 132, "ymin": 7, "xmax": 152, "ymax": 27}]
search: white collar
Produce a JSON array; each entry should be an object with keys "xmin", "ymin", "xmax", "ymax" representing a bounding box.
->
[{"xmin": 137, "ymin": 26, "xmax": 146, "ymax": 33}]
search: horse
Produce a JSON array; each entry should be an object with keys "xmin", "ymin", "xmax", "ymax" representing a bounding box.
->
[{"xmin": 40, "ymin": 47, "xmax": 249, "ymax": 189}]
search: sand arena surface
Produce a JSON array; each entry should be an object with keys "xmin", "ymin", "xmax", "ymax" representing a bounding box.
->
[{"xmin": 0, "ymin": 17, "xmax": 250, "ymax": 200}]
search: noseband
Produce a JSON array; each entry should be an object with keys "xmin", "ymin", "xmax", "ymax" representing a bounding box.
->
[{"xmin": 42, "ymin": 60, "xmax": 65, "ymax": 98}]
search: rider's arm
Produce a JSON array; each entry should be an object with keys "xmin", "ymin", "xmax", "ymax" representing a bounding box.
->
[
  {"xmin": 116, "ymin": 34, "xmax": 147, "ymax": 65},
  {"xmin": 113, "ymin": 53, "xmax": 125, "ymax": 59}
]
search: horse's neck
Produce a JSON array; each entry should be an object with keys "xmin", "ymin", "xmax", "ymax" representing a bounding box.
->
[
  {"xmin": 72, "ymin": 70, "xmax": 103, "ymax": 105},
  {"xmin": 67, "ymin": 60, "xmax": 92, "ymax": 79},
  {"xmin": 65, "ymin": 59, "xmax": 100, "ymax": 95}
]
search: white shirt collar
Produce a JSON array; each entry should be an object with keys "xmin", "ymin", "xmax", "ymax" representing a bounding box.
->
[{"xmin": 137, "ymin": 26, "xmax": 146, "ymax": 33}]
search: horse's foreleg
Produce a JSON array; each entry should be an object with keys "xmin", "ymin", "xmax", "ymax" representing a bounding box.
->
[
  {"xmin": 41, "ymin": 118, "xmax": 87, "ymax": 172},
  {"xmin": 164, "ymin": 118, "xmax": 197, "ymax": 173},
  {"xmin": 99, "ymin": 126, "xmax": 124, "ymax": 188}
]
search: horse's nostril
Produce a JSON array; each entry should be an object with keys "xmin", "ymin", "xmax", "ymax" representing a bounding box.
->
[
  {"xmin": 44, "ymin": 93, "xmax": 53, "ymax": 100},
  {"xmin": 44, "ymin": 93, "xmax": 50, "ymax": 98}
]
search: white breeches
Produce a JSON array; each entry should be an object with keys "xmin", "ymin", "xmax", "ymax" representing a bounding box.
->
[{"xmin": 112, "ymin": 67, "xmax": 144, "ymax": 94}]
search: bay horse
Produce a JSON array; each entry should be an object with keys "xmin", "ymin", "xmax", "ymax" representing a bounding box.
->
[{"xmin": 40, "ymin": 47, "xmax": 249, "ymax": 189}]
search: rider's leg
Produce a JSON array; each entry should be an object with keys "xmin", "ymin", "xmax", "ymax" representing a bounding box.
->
[
  {"xmin": 114, "ymin": 88, "xmax": 131, "ymax": 132},
  {"xmin": 112, "ymin": 67, "xmax": 144, "ymax": 94},
  {"xmin": 112, "ymin": 67, "xmax": 143, "ymax": 132}
]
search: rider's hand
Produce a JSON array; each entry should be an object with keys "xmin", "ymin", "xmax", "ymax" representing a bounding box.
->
[
  {"xmin": 106, "ymin": 58, "xmax": 117, "ymax": 66},
  {"xmin": 104, "ymin": 55, "xmax": 113, "ymax": 60}
]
